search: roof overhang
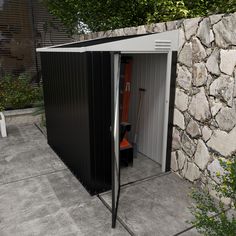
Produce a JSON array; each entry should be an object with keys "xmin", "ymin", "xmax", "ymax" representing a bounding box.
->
[{"xmin": 36, "ymin": 30, "xmax": 179, "ymax": 53}]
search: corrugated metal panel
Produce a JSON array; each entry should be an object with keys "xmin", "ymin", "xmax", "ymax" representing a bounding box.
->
[
  {"xmin": 87, "ymin": 52, "xmax": 112, "ymax": 192},
  {"xmin": 40, "ymin": 51, "xmax": 111, "ymax": 195},
  {"xmin": 41, "ymin": 52, "xmax": 92, "ymax": 190},
  {"xmin": 128, "ymin": 54, "xmax": 167, "ymax": 165}
]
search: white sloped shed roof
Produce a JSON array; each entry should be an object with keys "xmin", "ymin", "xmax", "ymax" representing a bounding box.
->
[{"xmin": 36, "ymin": 30, "xmax": 179, "ymax": 53}]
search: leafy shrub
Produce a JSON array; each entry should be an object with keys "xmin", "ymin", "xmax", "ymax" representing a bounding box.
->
[
  {"xmin": 190, "ymin": 155, "xmax": 236, "ymax": 236},
  {"xmin": 0, "ymin": 74, "xmax": 42, "ymax": 111}
]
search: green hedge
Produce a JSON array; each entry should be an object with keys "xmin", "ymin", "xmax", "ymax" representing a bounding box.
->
[{"xmin": 0, "ymin": 74, "xmax": 43, "ymax": 111}]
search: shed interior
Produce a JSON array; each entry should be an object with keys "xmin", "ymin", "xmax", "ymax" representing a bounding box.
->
[{"xmin": 119, "ymin": 53, "xmax": 167, "ymax": 185}]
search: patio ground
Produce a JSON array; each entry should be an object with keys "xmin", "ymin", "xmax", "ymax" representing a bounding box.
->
[{"xmin": 0, "ymin": 124, "xmax": 200, "ymax": 235}]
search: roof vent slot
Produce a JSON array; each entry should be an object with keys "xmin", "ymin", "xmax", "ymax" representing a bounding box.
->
[{"xmin": 154, "ymin": 40, "xmax": 171, "ymax": 52}]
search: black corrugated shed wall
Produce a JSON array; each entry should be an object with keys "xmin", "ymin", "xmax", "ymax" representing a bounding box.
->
[{"xmin": 41, "ymin": 51, "xmax": 112, "ymax": 195}]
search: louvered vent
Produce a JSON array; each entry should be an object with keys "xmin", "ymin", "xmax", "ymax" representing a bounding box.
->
[{"xmin": 154, "ymin": 40, "xmax": 171, "ymax": 52}]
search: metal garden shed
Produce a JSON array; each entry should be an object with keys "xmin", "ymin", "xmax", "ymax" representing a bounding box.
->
[{"xmin": 37, "ymin": 30, "xmax": 179, "ymax": 227}]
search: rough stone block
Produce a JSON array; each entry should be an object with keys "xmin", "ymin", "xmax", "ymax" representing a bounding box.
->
[
  {"xmin": 209, "ymin": 97, "xmax": 222, "ymax": 117},
  {"xmin": 195, "ymin": 139, "xmax": 210, "ymax": 170},
  {"xmin": 173, "ymin": 108, "xmax": 185, "ymax": 130},
  {"xmin": 178, "ymin": 42, "xmax": 192, "ymax": 68},
  {"xmin": 176, "ymin": 150, "xmax": 187, "ymax": 170},
  {"xmin": 209, "ymin": 75, "xmax": 234, "ymax": 107},
  {"xmin": 206, "ymin": 49, "xmax": 220, "ymax": 75},
  {"xmin": 207, "ymin": 159, "xmax": 224, "ymax": 183},
  {"xmin": 166, "ymin": 21, "xmax": 177, "ymax": 31},
  {"xmin": 207, "ymin": 126, "xmax": 236, "ymax": 156},
  {"xmin": 183, "ymin": 162, "xmax": 201, "ymax": 182},
  {"xmin": 192, "ymin": 37, "xmax": 207, "ymax": 63},
  {"xmin": 172, "ymin": 127, "xmax": 182, "ymax": 151},
  {"xmin": 220, "ymin": 49, "xmax": 236, "ymax": 76},
  {"xmin": 213, "ymin": 13, "xmax": 236, "ymax": 48},
  {"xmin": 153, "ymin": 23, "xmax": 166, "ymax": 33},
  {"xmin": 175, "ymin": 88, "xmax": 188, "ymax": 112},
  {"xmin": 137, "ymin": 25, "xmax": 146, "ymax": 34},
  {"xmin": 209, "ymin": 14, "xmax": 223, "ymax": 25},
  {"xmin": 181, "ymin": 132, "xmax": 196, "ymax": 157},
  {"xmin": 197, "ymin": 18, "xmax": 214, "ymax": 47},
  {"xmin": 183, "ymin": 17, "xmax": 201, "ymax": 40},
  {"xmin": 177, "ymin": 65, "xmax": 192, "ymax": 91},
  {"xmin": 123, "ymin": 27, "xmax": 137, "ymax": 35},
  {"xmin": 186, "ymin": 119, "xmax": 201, "ymax": 138},
  {"xmin": 188, "ymin": 87, "xmax": 211, "ymax": 122},
  {"xmin": 202, "ymin": 126, "xmax": 212, "ymax": 142},
  {"xmin": 171, "ymin": 152, "xmax": 178, "ymax": 171},
  {"xmin": 178, "ymin": 28, "xmax": 185, "ymax": 52},
  {"xmin": 193, "ymin": 63, "xmax": 208, "ymax": 87},
  {"xmin": 215, "ymin": 106, "xmax": 236, "ymax": 132}
]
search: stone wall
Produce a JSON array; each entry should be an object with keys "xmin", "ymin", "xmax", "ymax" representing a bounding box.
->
[
  {"xmin": 172, "ymin": 13, "xmax": 236, "ymax": 183},
  {"xmin": 76, "ymin": 12, "xmax": 236, "ymax": 183}
]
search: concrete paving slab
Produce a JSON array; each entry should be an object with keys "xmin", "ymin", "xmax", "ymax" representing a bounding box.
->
[
  {"xmin": 46, "ymin": 170, "xmax": 92, "ymax": 208},
  {"xmin": 121, "ymin": 153, "xmax": 162, "ymax": 185},
  {"xmin": 0, "ymin": 125, "xmax": 45, "ymax": 148},
  {"xmin": 67, "ymin": 198, "xmax": 130, "ymax": 236},
  {"xmin": 101, "ymin": 173, "xmax": 196, "ymax": 236},
  {"xmin": 0, "ymin": 170, "xmax": 128, "ymax": 236},
  {"xmin": 0, "ymin": 125, "xmax": 66, "ymax": 184}
]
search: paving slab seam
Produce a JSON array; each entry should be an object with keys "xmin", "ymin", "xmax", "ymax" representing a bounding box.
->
[
  {"xmin": 97, "ymin": 194, "xmax": 136, "ymax": 236},
  {"xmin": 120, "ymin": 171, "xmax": 172, "ymax": 189},
  {"xmin": 34, "ymin": 123, "xmax": 46, "ymax": 137},
  {"xmin": 99, "ymin": 172, "xmax": 172, "ymax": 197},
  {"xmin": 0, "ymin": 168, "xmax": 68, "ymax": 186},
  {"xmin": 173, "ymin": 206, "xmax": 232, "ymax": 236},
  {"xmin": 173, "ymin": 225, "xmax": 196, "ymax": 236}
]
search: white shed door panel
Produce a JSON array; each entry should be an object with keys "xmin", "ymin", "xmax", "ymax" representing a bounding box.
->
[{"xmin": 128, "ymin": 54, "xmax": 167, "ymax": 165}]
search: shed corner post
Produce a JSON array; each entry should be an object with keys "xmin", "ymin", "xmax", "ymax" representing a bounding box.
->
[
  {"xmin": 162, "ymin": 50, "xmax": 174, "ymax": 173},
  {"xmin": 164, "ymin": 51, "xmax": 178, "ymax": 172}
]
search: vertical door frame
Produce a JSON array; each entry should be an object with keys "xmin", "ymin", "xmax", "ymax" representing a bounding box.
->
[
  {"xmin": 161, "ymin": 50, "xmax": 172, "ymax": 172},
  {"xmin": 165, "ymin": 51, "xmax": 177, "ymax": 171}
]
